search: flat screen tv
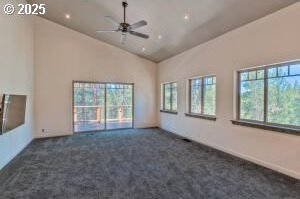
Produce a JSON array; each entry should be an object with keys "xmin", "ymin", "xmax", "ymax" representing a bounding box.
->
[{"xmin": 0, "ymin": 94, "xmax": 27, "ymax": 134}]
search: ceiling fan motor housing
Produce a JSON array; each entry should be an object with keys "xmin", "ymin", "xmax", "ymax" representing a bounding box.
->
[{"xmin": 120, "ymin": 23, "xmax": 130, "ymax": 32}]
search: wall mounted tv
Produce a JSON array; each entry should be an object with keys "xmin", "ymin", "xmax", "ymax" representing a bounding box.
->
[{"xmin": 0, "ymin": 94, "xmax": 27, "ymax": 135}]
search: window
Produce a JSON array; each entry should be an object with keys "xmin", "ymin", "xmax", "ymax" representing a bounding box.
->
[
  {"xmin": 188, "ymin": 76, "xmax": 216, "ymax": 117},
  {"xmin": 161, "ymin": 82, "xmax": 178, "ymax": 113},
  {"xmin": 237, "ymin": 61, "xmax": 300, "ymax": 128}
]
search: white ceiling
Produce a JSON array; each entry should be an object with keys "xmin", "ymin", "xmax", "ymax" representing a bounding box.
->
[{"xmin": 27, "ymin": 0, "xmax": 298, "ymax": 63}]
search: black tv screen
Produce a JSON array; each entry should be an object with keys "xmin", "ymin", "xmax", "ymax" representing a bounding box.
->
[{"xmin": 0, "ymin": 94, "xmax": 27, "ymax": 134}]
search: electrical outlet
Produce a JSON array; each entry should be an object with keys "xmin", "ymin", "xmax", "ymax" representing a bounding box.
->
[{"xmin": 42, "ymin": 129, "xmax": 46, "ymax": 133}]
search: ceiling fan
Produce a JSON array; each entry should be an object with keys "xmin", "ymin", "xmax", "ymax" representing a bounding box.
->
[{"xmin": 96, "ymin": 1, "xmax": 149, "ymax": 44}]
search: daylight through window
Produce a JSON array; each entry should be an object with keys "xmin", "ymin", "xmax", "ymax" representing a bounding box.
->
[
  {"xmin": 238, "ymin": 61, "xmax": 300, "ymax": 127},
  {"xmin": 189, "ymin": 76, "xmax": 216, "ymax": 116},
  {"xmin": 161, "ymin": 82, "xmax": 178, "ymax": 112}
]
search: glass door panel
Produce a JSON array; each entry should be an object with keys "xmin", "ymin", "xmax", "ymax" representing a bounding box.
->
[
  {"xmin": 106, "ymin": 83, "xmax": 133, "ymax": 130},
  {"xmin": 73, "ymin": 82, "xmax": 105, "ymax": 132}
]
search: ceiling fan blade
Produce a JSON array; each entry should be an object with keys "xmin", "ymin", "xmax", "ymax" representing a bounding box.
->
[
  {"xmin": 129, "ymin": 20, "xmax": 147, "ymax": 30},
  {"xmin": 104, "ymin": 16, "xmax": 120, "ymax": 28},
  {"xmin": 129, "ymin": 31, "xmax": 149, "ymax": 39},
  {"xmin": 96, "ymin": 30, "xmax": 119, "ymax": 33}
]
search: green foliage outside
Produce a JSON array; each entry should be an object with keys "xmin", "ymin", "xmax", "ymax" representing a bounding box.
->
[
  {"xmin": 240, "ymin": 80, "xmax": 264, "ymax": 121},
  {"xmin": 240, "ymin": 70, "xmax": 299, "ymax": 126},
  {"xmin": 267, "ymin": 77, "xmax": 299, "ymax": 126},
  {"xmin": 191, "ymin": 80, "xmax": 201, "ymax": 113},
  {"xmin": 190, "ymin": 77, "xmax": 216, "ymax": 116},
  {"xmin": 203, "ymin": 84, "xmax": 216, "ymax": 115},
  {"xmin": 163, "ymin": 83, "xmax": 177, "ymax": 111}
]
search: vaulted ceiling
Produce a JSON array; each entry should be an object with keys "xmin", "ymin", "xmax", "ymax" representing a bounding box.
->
[{"xmin": 28, "ymin": 0, "xmax": 298, "ymax": 62}]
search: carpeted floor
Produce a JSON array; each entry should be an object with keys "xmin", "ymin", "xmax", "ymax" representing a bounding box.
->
[{"xmin": 0, "ymin": 128, "xmax": 299, "ymax": 199}]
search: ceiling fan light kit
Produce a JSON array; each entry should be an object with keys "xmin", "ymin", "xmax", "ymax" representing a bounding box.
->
[{"xmin": 96, "ymin": 1, "xmax": 149, "ymax": 45}]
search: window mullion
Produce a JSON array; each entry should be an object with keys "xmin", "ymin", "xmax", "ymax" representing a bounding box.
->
[
  {"xmin": 189, "ymin": 80, "xmax": 191, "ymax": 113},
  {"xmin": 171, "ymin": 84, "xmax": 174, "ymax": 111},
  {"xmin": 201, "ymin": 78, "xmax": 204, "ymax": 115},
  {"xmin": 163, "ymin": 84, "xmax": 165, "ymax": 110},
  {"xmin": 264, "ymin": 67, "xmax": 268, "ymax": 124},
  {"xmin": 237, "ymin": 72, "xmax": 241, "ymax": 120}
]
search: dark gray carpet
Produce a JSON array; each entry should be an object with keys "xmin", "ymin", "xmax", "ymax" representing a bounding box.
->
[{"xmin": 0, "ymin": 128, "xmax": 299, "ymax": 199}]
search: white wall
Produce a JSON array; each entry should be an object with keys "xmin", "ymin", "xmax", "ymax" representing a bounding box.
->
[
  {"xmin": 1, "ymin": 0, "xmax": 298, "ymax": 179},
  {"xmin": 34, "ymin": 17, "xmax": 157, "ymax": 138},
  {"xmin": 157, "ymin": 3, "xmax": 300, "ymax": 179},
  {"xmin": 0, "ymin": 0, "xmax": 34, "ymax": 169}
]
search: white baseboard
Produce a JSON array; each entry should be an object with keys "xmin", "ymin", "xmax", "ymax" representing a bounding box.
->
[
  {"xmin": 135, "ymin": 126, "xmax": 159, "ymax": 129},
  {"xmin": 34, "ymin": 132, "xmax": 73, "ymax": 139},
  {"xmin": 160, "ymin": 127, "xmax": 300, "ymax": 180},
  {"xmin": 134, "ymin": 123, "xmax": 159, "ymax": 129}
]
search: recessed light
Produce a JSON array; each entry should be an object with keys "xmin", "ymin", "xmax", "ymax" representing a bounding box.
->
[
  {"xmin": 65, "ymin": 14, "xmax": 71, "ymax": 19},
  {"xmin": 158, "ymin": 35, "xmax": 162, "ymax": 40},
  {"xmin": 142, "ymin": 47, "xmax": 146, "ymax": 52},
  {"xmin": 184, "ymin": 14, "xmax": 189, "ymax": 20}
]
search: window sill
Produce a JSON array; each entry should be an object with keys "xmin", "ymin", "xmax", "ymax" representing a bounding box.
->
[
  {"xmin": 160, "ymin": 110, "xmax": 178, "ymax": 115},
  {"xmin": 185, "ymin": 113, "xmax": 216, "ymax": 121},
  {"xmin": 231, "ymin": 120, "xmax": 299, "ymax": 135}
]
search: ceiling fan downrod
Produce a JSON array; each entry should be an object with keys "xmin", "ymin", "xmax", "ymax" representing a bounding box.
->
[{"xmin": 122, "ymin": 1, "xmax": 128, "ymax": 24}]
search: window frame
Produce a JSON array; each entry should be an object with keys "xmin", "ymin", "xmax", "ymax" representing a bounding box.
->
[
  {"xmin": 236, "ymin": 60, "xmax": 300, "ymax": 130},
  {"xmin": 186, "ymin": 75, "xmax": 217, "ymax": 120},
  {"xmin": 161, "ymin": 82, "xmax": 178, "ymax": 114}
]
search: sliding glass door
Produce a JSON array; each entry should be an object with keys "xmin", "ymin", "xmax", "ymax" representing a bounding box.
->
[{"xmin": 73, "ymin": 81, "xmax": 133, "ymax": 132}]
